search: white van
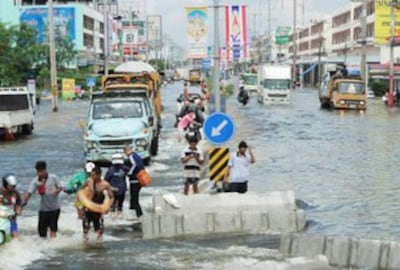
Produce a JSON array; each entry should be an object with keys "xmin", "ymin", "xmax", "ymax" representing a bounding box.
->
[{"xmin": 0, "ymin": 87, "xmax": 34, "ymax": 136}]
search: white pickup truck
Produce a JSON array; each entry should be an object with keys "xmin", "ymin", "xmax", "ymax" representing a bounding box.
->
[{"xmin": 0, "ymin": 87, "xmax": 34, "ymax": 136}]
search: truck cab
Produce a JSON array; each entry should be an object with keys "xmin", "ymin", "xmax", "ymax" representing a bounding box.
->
[
  {"xmin": 240, "ymin": 73, "xmax": 258, "ymax": 95},
  {"xmin": 0, "ymin": 87, "xmax": 34, "ymax": 137},
  {"xmin": 319, "ymin": 66, "xmax": 366, "ymax": 110},
  {"xmin": 257, "ymin": 64, "xmax": 291, "ymax": 104},
  {"xmin": 83, "ymin": 72, "xmax": 161, "ymax": 165}
]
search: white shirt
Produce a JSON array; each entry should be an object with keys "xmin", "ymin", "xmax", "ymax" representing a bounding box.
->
[{"xmin": 228, "ymin": 153, "xmax": 251, "ymax": 183}]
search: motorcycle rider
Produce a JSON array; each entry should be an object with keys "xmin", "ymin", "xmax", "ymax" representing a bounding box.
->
[
  {"xmin": 0, "ymin": 174, "xmax": 22, "ymax": 238},
  {"xmin": 237, "ymin": 86, "xmax": 249, "ymax": 105}
]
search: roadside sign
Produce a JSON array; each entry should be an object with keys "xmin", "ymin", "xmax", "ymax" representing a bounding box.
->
[
  {"xmin": 86, "ymin": 77, "xmax": 96, "ymax": 87},
  {"xmin": 204, "ymin": 112, "xmax": 235, "ymax": 145},
  {"xmin": 275, "ymin": 26, "xmax": 291, "ymax": 45},
  {"xmin": 201, "ymin": 58, "xmax": 211, "ymax": 71}
]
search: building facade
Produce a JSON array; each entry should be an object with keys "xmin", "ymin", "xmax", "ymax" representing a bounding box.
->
[{"xmin": 283, "ymin": 1, "xmax": 400, "ymax": 87}]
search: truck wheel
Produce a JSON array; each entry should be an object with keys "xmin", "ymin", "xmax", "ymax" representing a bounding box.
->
[
  {"xmin": 150, "ymin": 136, "xmax": 159, "ymax": 156},
  {"xmin": 143, "ymin": 157, "xmax": 151, "ymax": 166},
  {"xmin": 22, "ymin": 123, "xmax": 33, "ymax": 135},
  {"xmin": 0, "ymin": 231, "xmax": 5, "ymax": 245}
]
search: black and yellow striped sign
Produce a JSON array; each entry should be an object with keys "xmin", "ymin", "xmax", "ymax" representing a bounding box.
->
[{"xmin": 209, "ymin": 147, "xmax": 230, "ymax": 182}]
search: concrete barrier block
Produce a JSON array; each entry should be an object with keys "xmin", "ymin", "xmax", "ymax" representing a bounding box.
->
[
  {"xmin": 214, "ymin": 212, "xmax": 241, "ymax": 233},
  {"xmin": 350, "ymin": 238, "xmax": 381, "ymax": 268},
  {"xmin": 182, "ymin": 213, "xmax": 211, "ymax": 235},
  {"xmin": 295, "ymin": 210, "xmax": 306, "ymax": 231},
  {"xmin": 387, "ymin": 241, "xmax": 400, "ymax": 269},
  {"xmin": 290, "ymin": 234, "xmax": 326, "ymax": 258},
  {"xmin": 142, "ymin": 215, "xmax": 153, "ymax": 239},
  {"xmin": 142, "ymin": 214, "xmax": 161, "ymax": 239},
  {"xmin": 279, "ymin": 234, "xmax": 294, "ymax": 257},
  {"xmin": 379, "ymin": 241, "xmax": 391, "ymax": 269},
  {"xmin": 269, "ymin": 210, "xmax": 297, "ymax": 233},
  {"xmin": 241, "ymin": 211, "xmax": 269, "ymax": 233},
  {"xmin": 325, "ymin": 237, "xmax": 351, "ymax": 268},
  {"xmin": 154, "ymin": 191, "xmax": 298, "ymax": 215},
  {"xmin": 159, "ymin": 214, "xmax": 179, "ymax": 238}
]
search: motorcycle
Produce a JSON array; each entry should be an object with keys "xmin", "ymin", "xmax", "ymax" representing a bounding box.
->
[
  {"xmin": 237, "ymin": 87, "xmax": 249, "ymax": 106},
  {"xmin": 0, "ymin": 205, "xmax": 14, "ymax": 245}
]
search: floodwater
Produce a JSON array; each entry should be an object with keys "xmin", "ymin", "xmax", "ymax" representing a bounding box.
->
[{"xmin": 1, "ymin": 81, "xmax": 400, "ymax": 269}]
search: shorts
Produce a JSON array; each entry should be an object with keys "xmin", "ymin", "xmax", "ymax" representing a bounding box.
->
[
  {"xmin": 10, "ymin": 220, "xmax": 18, "ymax": 234},
  {"xmin": 38, "ymin": 209, "xmax": 60, "ymax": 238},
  {"xmin": 83, "ymin": 211, "xmax": 104, "ymax": 232},
  {"xmin": 185, "ymin": 177, "xmax": 199, "ymax": 185}
]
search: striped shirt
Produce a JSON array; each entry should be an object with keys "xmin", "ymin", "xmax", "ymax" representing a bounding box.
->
[{"xmin": 181, "ymin": 147, "xmax": 204, "ymax": 178}]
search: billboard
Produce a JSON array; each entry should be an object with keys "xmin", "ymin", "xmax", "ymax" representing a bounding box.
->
[
  {"xmin": 186, "ymin": 7, "xmax": 207, "ymax": 59},
  {"xmin": 225, "ymin": 5, "xmax": 248, "ymax": 61},
  {"xmin": 62, "ymin": 78, "xmax": 75, "ymax": 101},
  {"xmin": 275, "ymin": 26, "xmax": 291, "ymax": 45},
  {"xmin": 20, "ymin": 7, "xmax": 76, "ymax": 44},
  {"xmin": 147, "ymin": 15, "xmax": 162, "ymax": 48},
  {"xmin": 122, "ymin": 27, "xmax": 139, "ymax": 55},
  {"xmin": 375, "ymin": 1, "xmax": 400, "ymax": 45}
]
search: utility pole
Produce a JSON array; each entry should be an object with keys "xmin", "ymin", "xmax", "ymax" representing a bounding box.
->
[
  {"xmin": 268, "ymin": 0, "xmax": 271, "ymax": 62},
  {"xmin": 292, "ymin": 0, "xmax": 297, "ymax": 88},
  {"xmin": 103, "ymin": 0, "xmax": 109, "ymax": 75},
  {"xmin": 360, "ymin": 0, "xmax": 368, "ymax": 99},
  {"xmin": 388, "ymin": 1, "xmax": 395, "ymax": 107},
  {"xmin": 145, "ymin": 15, "xmax": 150, "ymax": 62},
  {"xmin": 317, "ymin": 31, "xmax": 323, "ymax": 85},
  {"xmin": 48, "ymin": 0, "xmax": 58, "ymax": 112},
  {"xmin": 213, "ymin": 0, "xmax": 221, "ymax": 112}
]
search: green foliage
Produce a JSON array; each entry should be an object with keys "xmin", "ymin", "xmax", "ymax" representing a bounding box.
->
[
  {"xmin": 370, "ymin": 80, "xmax": 388, "ymax": 97},
  {"xmin": 224, "ymin": 83, "xmax": 234, "ymax": 96},
  {"xmin": 0, "ymin": 22, "xmax": 78, "ymax": 89},
  {"xmin": 206, "ymin": 78, "xmax": 234, "ymax": 97}
]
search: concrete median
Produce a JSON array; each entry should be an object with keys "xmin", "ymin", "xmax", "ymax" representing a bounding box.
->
[
  {"xmin": 280, "ymin": 233, "xmax": 400, "ymax": 269},
  {"xmin": 142, "ymin": 191, "xmax": 305, "ymax": 239}
]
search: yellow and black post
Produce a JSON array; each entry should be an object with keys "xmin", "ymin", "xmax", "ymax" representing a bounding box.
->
[{"xmin": 209, "ymin": 147, "xmax": 230, "ymax": 183}]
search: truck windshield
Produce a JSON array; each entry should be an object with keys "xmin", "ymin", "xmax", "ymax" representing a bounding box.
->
[
  {"xmin": 0, "ymin": 94, "xmax": 29, "ymax": 111},
  {"xmin": 338, "ymin": 82, "xmax": 364, "ymax": 94},
  {"xmin": 243, "ymin": 75, "xmax": 257, "ymax": 85},
  {"xmin": 263, "ymin": 79, "xmax": 291, "ymax": 90},
  {"xmin": 93, "ymin": 101, "xmax": 143, "ymax": 119}
]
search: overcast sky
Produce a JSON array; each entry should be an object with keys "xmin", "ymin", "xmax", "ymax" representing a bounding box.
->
[{"xmin": 119, "ymin": 0, "xmax": 351, "ymax": 49}]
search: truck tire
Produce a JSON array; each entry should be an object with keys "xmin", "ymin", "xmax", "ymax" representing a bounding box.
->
[
  {"xmin": 150, "ymin": 136, "xmax": 159, "ymax": 156},
  {"xmin": 143, "ymin": 157, "xmax": 151, "ymax": 166},
  {"xmin": 22, "ymin": 123, "xmax": 33, "ymax": 135}
]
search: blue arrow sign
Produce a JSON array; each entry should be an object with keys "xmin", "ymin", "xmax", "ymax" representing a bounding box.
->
[
  {"xmin": 204, "ymin": 112, "xmax": 235, "ymax": 145},
  {"xmin": 86, "ymin": 77, "xmax": 96, "ymax": 87}
]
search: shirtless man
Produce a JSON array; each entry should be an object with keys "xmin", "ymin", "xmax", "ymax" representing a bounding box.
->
[{"xmin": 79, "ymin": 166, "xmax": 114, "ymax": 241}]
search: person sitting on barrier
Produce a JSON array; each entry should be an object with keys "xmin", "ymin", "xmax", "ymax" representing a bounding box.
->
[
  {"xmin": 224, "ymin": 141, "xmax": 256, "ymax": 194},
  {"xmin": 181, "ymin": 137, "xmax": 204, "ymax": 195},
  {"xmin": 80, "ymin": 166, "xmax": 114, "ymax": 241}
]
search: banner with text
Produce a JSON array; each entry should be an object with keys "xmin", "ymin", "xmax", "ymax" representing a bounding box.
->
[
  {"xmin": 225, "ymin": 5, "xmax": 248, "ymax": 61},
  {"xmin": 186, "ymin": 7, "xmax": 208, "ymax": 59},
  {"xmin": 375, "ymin": 1, "xmax": 400, "ymax": 45}
]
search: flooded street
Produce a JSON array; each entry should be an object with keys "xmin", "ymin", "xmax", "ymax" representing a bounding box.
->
[{"xmin": 1, "ymin": 81, "xmax": 400, "ymax": 269}]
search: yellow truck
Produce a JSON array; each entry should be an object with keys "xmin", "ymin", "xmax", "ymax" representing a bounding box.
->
[
  {"xmin": 84, "ymin": 71, "xmax": 162, "ymax": 165},
  {"xmin": 189, "ymin": 69, "xmax": 201, "ymax": 85},
  {"xmin": 319, "ymin": 71, "xmax": 366, "ymax": 110}
]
